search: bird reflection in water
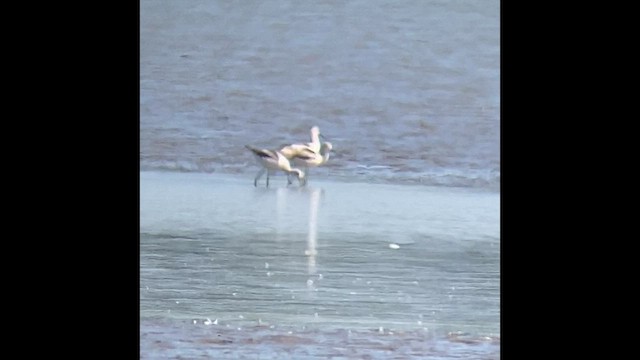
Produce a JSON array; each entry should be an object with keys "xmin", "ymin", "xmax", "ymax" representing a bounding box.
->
[
  {"xmin": 305, "ymin": 187, "xmax": 321, "ymax": 276},
  {"xmin": 274, "ymin": 186, "xmax": 323, "ymax": 281}
]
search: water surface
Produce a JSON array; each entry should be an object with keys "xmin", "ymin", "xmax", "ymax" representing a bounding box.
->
[
  {"xmin": 140, "ymin": 0, "xmax": 500, "ymax": 357},
  {"xmin": 140, "ymin": 0, "xmax": 500, "ymax": 189},
  {"xmin": 140, "ymin": 171, "xmax": 500, "ymax": 358}
]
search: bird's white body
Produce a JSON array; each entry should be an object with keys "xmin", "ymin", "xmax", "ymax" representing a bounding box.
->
[
  {"xmin": 245, "ymin": 145, "xmax": 306, "ymax": 187},
  {"xmin": 279, "ymin": 126, "xmax": 322, "ymax": 158},
  {"xmin": 290, "ymin": 142, "xmax": 332, "ymax": 169},
  {"xmin": 280, "ymin": 142, "xmax": 332, "ymax": 184}
]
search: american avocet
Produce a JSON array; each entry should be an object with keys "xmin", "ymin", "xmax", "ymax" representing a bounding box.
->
[
  {"xmin": 284, "ymin": 142, "xmax": 333, "ymax": 183},
  {"xmin": 306, "ymin": 125, "xmax": 322, "ymax": 153},
  {"xmin": 291, "ymin": 141, "xmax": 333, "ymax": 168},
  {"xmin": 245, "ymin": 145, "xmax": 306, "ymax": 187},
  {"xmin": 279, "ymin": 126, "xmax": 323, "ymax": 158}
]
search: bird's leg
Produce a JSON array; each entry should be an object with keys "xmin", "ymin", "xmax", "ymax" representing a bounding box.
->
[
  {"xmin": 303, "ymin": 167, "xmax": 309, "ymax": 185},
  {"xmin": 254, "ymin": 168, "xmax": 266, "ymax": 187},
  {"xmin": 266, "ymin": 170, "xmax": 271, "ymax": 187},
  {"xmin": 299, "ymin": 172, "xmax": 307, "ymax": 187},
  {"xmin": 287, "ymin": 173, "xmax": 292, "ymax": 186}
]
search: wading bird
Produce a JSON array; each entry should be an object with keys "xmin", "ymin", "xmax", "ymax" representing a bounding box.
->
[{"xmin": 245, "ymin": 145, "xmax": 306, "ymax": 187}]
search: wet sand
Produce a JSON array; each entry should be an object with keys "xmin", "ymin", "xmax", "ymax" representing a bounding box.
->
[{"xmin": 141, "ymin": 318, "xmax": 499, "ymax": 359}]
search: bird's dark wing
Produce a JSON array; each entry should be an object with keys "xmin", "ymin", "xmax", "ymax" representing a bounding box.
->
[{"xmin": 245, "ymin": 145, "xmax": 278, "ymax": 160}]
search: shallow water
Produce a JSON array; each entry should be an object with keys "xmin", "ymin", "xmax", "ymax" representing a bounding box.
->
[
  {"xmin": 140, "ymin": 171, "xmax": 499, "ymax": 358},
  {"xmin": 140, "ymin": 0, "xmax": 500, "ymax": 356},
  {"xmin": 140, "ymin": 0, "xmax": 500, "ymax": 189}
]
